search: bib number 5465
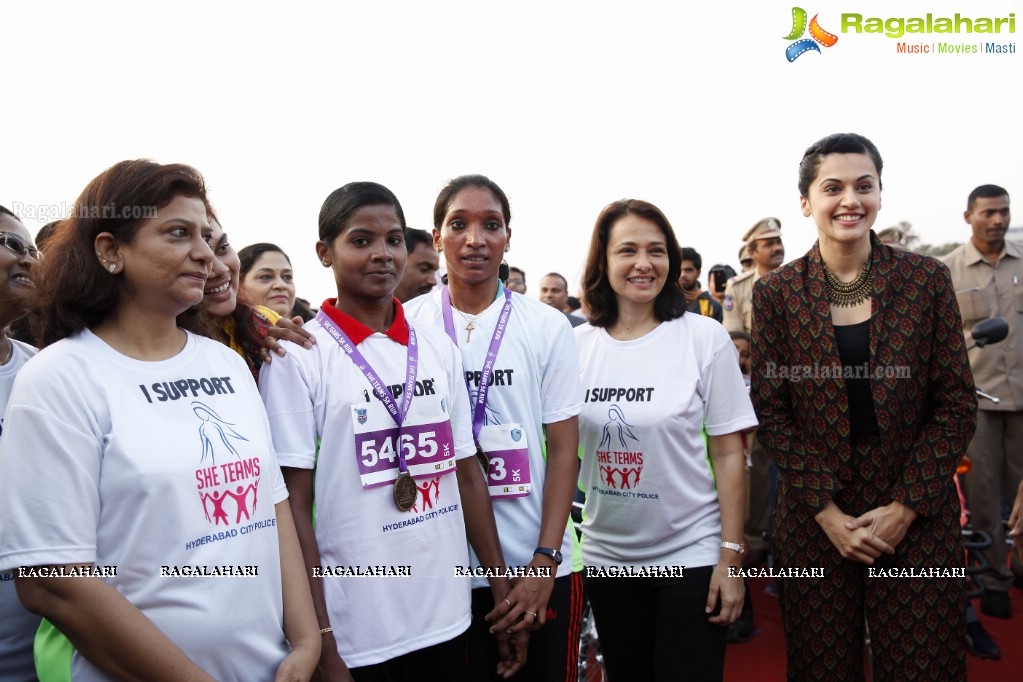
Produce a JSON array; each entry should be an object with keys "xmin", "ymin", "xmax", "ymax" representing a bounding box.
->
[{"xmin": 361, "ymin": 431, "xmax": 438, "ymax": 467}]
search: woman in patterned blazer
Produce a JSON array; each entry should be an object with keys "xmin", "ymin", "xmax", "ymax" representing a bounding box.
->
[{"xmin": 752, "ymin": 133, "xmax": 975, "ymax": 681}]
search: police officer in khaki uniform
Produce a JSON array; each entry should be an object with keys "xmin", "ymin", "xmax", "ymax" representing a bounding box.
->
[
  {"xmin": 738, "ymin": 244, "xmax": 753, "ymax": 273},
  {"xmin": 877, "ymin": 226, "xmax": 906, "ymax": 249},
  {"xmin": 723, "ymin": 218, "xmax": 785, "ymax": 335},
  {"xmin": 942, "ymin": 184, "xmax": 1023, "ymax": 620},
  {"xmin": 720, "ymin": 217, "xmax": 784, "ymax": 642}
]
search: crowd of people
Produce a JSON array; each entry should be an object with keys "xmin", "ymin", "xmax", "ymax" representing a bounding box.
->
[{"xmin": 0, "ymin": 131, "xmax": 1021, "ymax": 681}]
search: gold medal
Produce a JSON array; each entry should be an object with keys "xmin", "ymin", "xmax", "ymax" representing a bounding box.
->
[
  {"xmin": 393, "ymin": 472, "xmax": 417, "ymax": 511},
  {"xmin": 475, "ymin": 445, "xmax": 490, "ymax": 473}
]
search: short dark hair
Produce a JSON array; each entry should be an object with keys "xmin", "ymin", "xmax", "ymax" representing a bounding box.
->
[
  {"xmin": 729, "ymin": 330, "xmax": 752, "ymax": 344},
  {"xmin": 433, "ymin": 174, "xmax": 511, "ymax": 229},
  {"xmin": 708, "ymin": 263, "xmax": 737, "ymax": 279},
  {"xmin": 319, "ymin": 182, "xmax": 406, "ymax": 244},
  {"xmin": 543, "ymin": 272, "xmax": 568, "ymax": 290},
  {"xmin": 967, "ymin": 184, "xmax": 1009, "ymax": 211},
  {"xmin": 238, "ymin": 243, "xmax": 291, "ymax": 279},
  {"xmin": 32, "ymin": 159, "xmax": 213, "ymax": 348},
  {"xmin": 509, "ymin": 266, "xmax": 525, "ymax": 281},
  {"xmin": 404, "ymin": 227, "xmax": 433, "ymax": 253},
  {"xmin": 798, "ymin": 133, "xmax": 883, "ymax": 198},
  {"xmin": 681, "ymin": 247, "xmax": 702, "ymax": 271},
  {"xmin": 582, "ymin": 199, "xmax": 686, "ymax": 328}
]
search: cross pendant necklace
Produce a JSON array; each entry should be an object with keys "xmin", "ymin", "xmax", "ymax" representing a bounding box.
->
[{"xmin": 454, "ymin": 307, "xmax": 479, "ymax": 343}]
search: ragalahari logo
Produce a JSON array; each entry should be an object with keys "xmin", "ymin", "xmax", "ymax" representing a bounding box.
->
[{"xmin": 784, "ymin": 7, "xmax": 839, "ymax": 61}]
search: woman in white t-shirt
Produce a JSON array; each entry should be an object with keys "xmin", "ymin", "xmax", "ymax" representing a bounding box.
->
[
  {"xmin": 575, "ymin": 199, "xmax": 757, "ymax": 681},
  {"xmin": 0, "ymin": 161, "xmax": 320, "ymax": 681},
  {"xmin": 0, "ymin": 206, "xmax": 43, "ymax": 682},
  {"xmin": 259, "ymin": 181, "xmax": 519, "ymax": 681},
  {"xmin": 404, "ymin": 174, "xmax": 585, "ymax": 682}
]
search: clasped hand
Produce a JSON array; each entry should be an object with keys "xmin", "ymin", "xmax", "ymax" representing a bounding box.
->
[{"xmin": 816, "ymin": 500, "xmax": 917, "ymax": 564}]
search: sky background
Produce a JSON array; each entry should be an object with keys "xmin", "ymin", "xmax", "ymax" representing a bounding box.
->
[{"xmin": 2, "ymin": 0, "xmax": 1020, "ymax": 303}]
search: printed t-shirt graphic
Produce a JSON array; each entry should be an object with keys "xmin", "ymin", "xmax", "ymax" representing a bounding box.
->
[
  {"xmin": 575, "ymin": 315, "xmax": 758, "ymax": 570},
  {"xmin": 595, "ymin": 404, "xmax": 644, "ymax": 490},
  {"xmin": 405, "ymin": 288, "xmax": 582, "ymax": 589},
  {"xmin": 0, "ymin": 330, "xmax": 290, "ymax": 682},
  {"xmin": 259, "ymin": 299, "xmax": 476, "ymax": 668}
]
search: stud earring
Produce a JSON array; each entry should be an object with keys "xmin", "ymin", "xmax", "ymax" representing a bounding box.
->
[{"xmin": 109, "ymin": 264, "xmax": 116, "ymax": 273}]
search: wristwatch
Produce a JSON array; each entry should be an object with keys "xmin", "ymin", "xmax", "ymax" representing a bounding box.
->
[
  {"xmin": 534, "ymin": 547, "xmax": 563, "ymax": 565},
  {"xmin": 721, "ymin": 541, "xmax": 745, "ymax": 556}
]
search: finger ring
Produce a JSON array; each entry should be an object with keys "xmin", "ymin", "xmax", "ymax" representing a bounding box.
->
[
  {"xmin": 526, "ymin": 611, "xmax": 537, "ymax": 618},
  {"xmin": 504, "ymin": 599, "xmax": 512, "ymax": 607}
]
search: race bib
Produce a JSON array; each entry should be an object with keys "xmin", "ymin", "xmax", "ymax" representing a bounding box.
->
[
  {"xmin": 478, "ymin": 423, "xmax": 531, "ymax": 498},
  {"xmin": 352, "ymin": 401, "xmax": 456, "ymax": 488}
]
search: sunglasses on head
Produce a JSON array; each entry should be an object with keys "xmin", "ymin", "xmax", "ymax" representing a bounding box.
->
[{"xmin": 0, "ymin": 232, "xmax": 42, "ymax": 260}]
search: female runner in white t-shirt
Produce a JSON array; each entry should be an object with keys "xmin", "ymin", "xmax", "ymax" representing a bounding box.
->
[
  {"xmin": 0, "ymin": 160, "xmax": 320, "ymax": 682},
  {"xmin": 0, "ymin": 206, "xmax": 43, "ymax": 682},
  {"xmin": 260, "ymin": 181, "xmax": 523, "ymax": 681},
  {"xmin": 404, "ymin": 175, "xmax": 584, "ymax": 682},
  {"xmin": 575, "ymin": 199, "xmax": 757, "ymax": 681}
]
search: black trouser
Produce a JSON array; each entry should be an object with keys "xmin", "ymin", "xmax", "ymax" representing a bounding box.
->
[
  {"xmin": 350, "ymin": 628, "xmax": 468, "ymax": 682},
  {"xmin": 467, "ymin": 572, "xmax": 584, "ymax": 681},
  {"xmin": 585, "ymin": 565, "xmax": 726, "ymax": 682}
]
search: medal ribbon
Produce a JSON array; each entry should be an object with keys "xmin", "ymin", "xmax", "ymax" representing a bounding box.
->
[
  {"xmin": 316, "ymin": 310, "xmax": 419, "ymax": 475},
  {"xmin": 441, "ymin": 285, "xmax": 513, "ymax": 446}
]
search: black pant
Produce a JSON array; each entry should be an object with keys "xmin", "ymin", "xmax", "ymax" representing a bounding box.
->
[
  {"xmin": 467, "ymin": 572, "xmax": 584, "ymax": 681},
  {"xmin": 585, "ymin": 565, "xmax": 726, "ymax": 682},
  {"xmin": 349, "ymin": 628, "xmax": 468, "ymax": 682}
]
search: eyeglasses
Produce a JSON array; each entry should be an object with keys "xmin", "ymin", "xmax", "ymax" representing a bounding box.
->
[{"xmin": 0, "ymin": 232, "xmax": 42, "ymax": 260}]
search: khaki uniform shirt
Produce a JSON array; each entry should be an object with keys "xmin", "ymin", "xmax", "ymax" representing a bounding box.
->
[
  {"xmin": 942, "ymin": 239, "xmax": 1023, "ymax": 411},
  {"xmin": 723, "ymin": 269, "xmax": 758, "ymax": 335}
]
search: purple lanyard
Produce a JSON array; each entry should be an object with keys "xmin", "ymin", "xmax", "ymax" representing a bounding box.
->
[
  {"xmin": 441, "ymin": 285, "xmax": 513, "ymax": 445},
  {"xmin": 316, "ymin": 310, "xmax": 419, "ymax": 474}
]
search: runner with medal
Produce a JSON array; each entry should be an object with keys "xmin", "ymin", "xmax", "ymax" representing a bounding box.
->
[
  {"xmin": 259, "ymin": 182, "xmax": 521, "ymax": 680},
  {"xmin": 405, "ymin": 175, "xmax": 584, "ymax": 681}
]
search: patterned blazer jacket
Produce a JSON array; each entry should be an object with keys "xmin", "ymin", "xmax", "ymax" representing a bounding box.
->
[{"xmin": 750, "ymin": 232, "xmax": 976, "ymax": 518}]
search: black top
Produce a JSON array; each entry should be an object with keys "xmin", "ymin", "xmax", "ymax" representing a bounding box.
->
[{"xmin": 834, "ymin": 319, "xmax": 879, "ymax": 438}]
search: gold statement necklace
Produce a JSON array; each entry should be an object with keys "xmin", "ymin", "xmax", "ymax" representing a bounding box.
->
[{"xmin": 823, "ymin": 257, "xmax": 873, "ymax": 307}]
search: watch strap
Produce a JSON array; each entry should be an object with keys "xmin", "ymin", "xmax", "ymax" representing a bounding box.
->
[{"xmin": 533, "ymin": 546, "xmax": 563, "ymax": 564}]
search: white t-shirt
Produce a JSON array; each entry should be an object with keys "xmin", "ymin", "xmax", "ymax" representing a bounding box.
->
[
  {"xmin": 405, "ymin": 289, "xmax": 582, "ymax": 587},
  {"xmin": 575, "ymin": 315, "xmax": 758, "ymax": 569},
  {"xmin": 0, "ymin": 339, "xmax": 42, "ymax": 682},
  {"xmin": 0, "ymin": 330, "xmax": 290, "ymax": 682},
  {"xmin": 259, "ymin": 307, "xmax": 476, "ymax": 668}
]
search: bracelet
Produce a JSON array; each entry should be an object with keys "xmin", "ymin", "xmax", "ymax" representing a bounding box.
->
[
  {"xmin": 720, "ymin": 541, "xmax": 745, "ymax": 556},
  {"xmin": 320, "ymin": 626, "xmax": 334, "ymax": 635}
]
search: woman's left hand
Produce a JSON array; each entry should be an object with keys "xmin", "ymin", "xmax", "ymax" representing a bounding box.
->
[
  {"xmin": 261, "ymin": 316, "xmax": 316, "ymax": 363},
  {"xmin": 486, "ymin": 565, "xmax": 555, "ymax": 634},
  {"xmin": 275, "ymin": 644, "xmax": 321, "ymax": 682},
  {"xmin": 844, "ymin": 501, "xmax": 918, "ymax": 550},
  {"xmin": 706, "ymin": 562, "xmax": 744, "ymax": 625}
]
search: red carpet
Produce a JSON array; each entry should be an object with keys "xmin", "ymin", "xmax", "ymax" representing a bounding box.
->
[{"xmin": 724, "ymin": 577, "xmax": 1023, "ymax": 681}]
